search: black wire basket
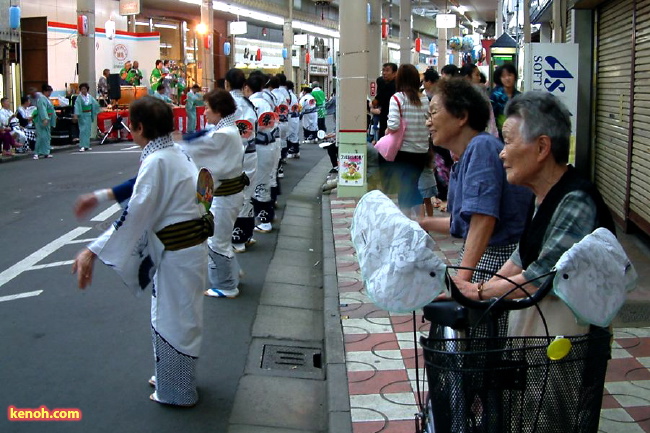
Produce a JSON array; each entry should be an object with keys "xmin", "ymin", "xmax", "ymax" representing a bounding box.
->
[{"xmin": 420, "ymin": 326, "xmax": 611, "ymax": 433}]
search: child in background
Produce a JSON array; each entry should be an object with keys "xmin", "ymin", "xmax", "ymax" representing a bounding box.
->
[{"xmin": 418, "ymin": 146, "xmax": 439, "ymax": 218}]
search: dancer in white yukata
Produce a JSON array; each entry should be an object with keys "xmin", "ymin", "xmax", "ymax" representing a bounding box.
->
[
  {"xmin": 181, "ymin": 89, "xmax": 246, "ymax": 299},
  {"xmin": 285, "ymin": 80, "xmax": 301, "ymax": 158},
  {"xmin": 244, "ymin": 73, "xmax": 278, "ymax": 233},
  {"xmin": 72, "ymin": 97, "xmax": 212, "ymax": 407},
  {"xmin": 261, "ymin": 75, "xmax": 282, "ymax": 206},
  {"xmin": 272, "ymin": 74, "xmax": 291, "ymax": 177},
  {"xmin": 299, "ymin": 86, "xmax": 318, "ymax": 142},
  {"xmin": 226, "ymin": 68, "xmax": 259, "ymax": 254}
]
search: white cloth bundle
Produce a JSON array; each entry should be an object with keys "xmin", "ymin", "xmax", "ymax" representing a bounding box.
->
[{"xmin": 351, "ymin": 190, "xmax": 446, "ymax": 313}]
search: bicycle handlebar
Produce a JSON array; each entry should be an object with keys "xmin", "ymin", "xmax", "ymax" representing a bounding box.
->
[{"xmin": 447, "ymin": 269, "xmax": 556, "ymax": 312}]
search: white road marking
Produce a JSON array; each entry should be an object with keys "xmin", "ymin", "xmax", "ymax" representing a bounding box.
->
[
  {"xmin": 0, "ymin": 227, "xmax": 91, "ymax": 289},
  {"xmin": 122, "ymin": 145, "xmax": 140, "ymax": 150},
  {"xmin": 90, "ymin": 203, "xmax": 121, "ymax": 222},
  {"xmin": 67, "ymin": 237, "xmax": 98, "ymax": 244},
  {"xmin": 29, "ymin": 260, "xmax": 75, "ymax": 270},
  {"xmin": 0, "ymin": 290, "xmax": 43, "ymax": 303}
]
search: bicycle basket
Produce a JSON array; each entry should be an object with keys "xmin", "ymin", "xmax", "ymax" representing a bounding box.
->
[{"xmin": 420, "ymin": 328, "xmax": 611, "ymax": 433}]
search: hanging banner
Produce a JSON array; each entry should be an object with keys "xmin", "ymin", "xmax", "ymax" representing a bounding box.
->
[{"xmin": 524, "ymin": 43, "xmax": 579, "ymax": 139}]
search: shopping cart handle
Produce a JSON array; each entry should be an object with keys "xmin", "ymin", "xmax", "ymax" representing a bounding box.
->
[{"xmin": 448, "ymin": 271, "xmax": 556, "ymax": 311}]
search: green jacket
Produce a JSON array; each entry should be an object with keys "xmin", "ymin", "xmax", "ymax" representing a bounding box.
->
[{"xmin": 312, "ymin": 87, "xmax": 326, "ymax": 118}]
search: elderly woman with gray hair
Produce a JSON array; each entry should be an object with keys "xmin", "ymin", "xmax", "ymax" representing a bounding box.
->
[{"xmin": 453, "ymin": 91, "xmax": 615, "ymax": 337}]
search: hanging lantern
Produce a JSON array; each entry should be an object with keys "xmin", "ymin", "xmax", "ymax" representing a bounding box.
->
[
  {"xmin": 77, "ymin": 15, "xmax": 88, "ymax": 36},
  {"xmin": 223, "ymin": 41, "xmax": 231, "ymax": 56},
  {"xmin": 203, "ymin": 34, "xmax": 212, "ymax": 50},
  {"xmin": 256, "ymin": 48, "xmax": 262, "ymax": 61},
  {"xmin": 9, "ymin": 5, "xmax": 20, "ymax": 30},
  {"xmin": 381, "ymin": 18, "xmax": 388, "ymax": 39},
  {"xmin": 415, "ymin": 37, "xmax": 422, "ymax": 53},
  {"xmin": 105, "ymin": 20, "xmax": 116, "ymax": 40},
  {"xmin": 429, "ymin": 42, "xmax": 436, "ymax": 55},
  {"xmin": 327, "ymin": 56, "xmax": 333, "ymax": 65},
  {"xmin": 305, "ymin": 51, "xmax": 311, "ymax": 65},
  {"xmin": 282, "ymin": 47, "xmax": 288, "ymax": 59}
]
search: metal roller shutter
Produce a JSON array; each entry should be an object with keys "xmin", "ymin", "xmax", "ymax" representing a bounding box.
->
[
  {"xmin": 594, "ymin": 0, "xmax": 633, "ymax": 222},
  {"xmin": 566, "ymin": 9, "xmax": 572, "ymax": 43},
  {"xmin": 631, "ymin": 0, "xmax": 650, "ymax": 230}
]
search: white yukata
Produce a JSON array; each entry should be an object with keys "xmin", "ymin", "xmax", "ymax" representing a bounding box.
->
[
  {"xmin": 287, "ymin": 89, "xmax": 300, "ymax": 155},
  {"xmin": 231, "ymin": 89, "xmax": 258, "ymax": 245},
  {"xmin": 248, "ymin": 91, "xmax": 277, "ymax": 225},
  {"xmin": 181, "ymin": 115, "xmax": 245, "ymax": 293},
  {"xmin": 262, "ymin": 89, "xmax": 281, "ymax": 191},
  {"xmin": 273, "ymin": 86, "xmax": 291, "ymax": 149},
  {"xmin": 88, "ymin": 135, "xmax": 209, "ymax": 406},
  {"xmin": 299, "ymin": 92, "xmax": 318, "ymax": 139}
]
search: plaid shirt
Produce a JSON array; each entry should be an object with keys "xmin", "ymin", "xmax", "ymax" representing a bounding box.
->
[{"xmin": 511, "ymin": 190, "xmax": 598, "ymax": 286}]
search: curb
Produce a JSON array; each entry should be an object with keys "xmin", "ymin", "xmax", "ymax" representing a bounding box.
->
[
  {"xmin": 322, "ymin": 190, "xmax": 354, "ymax": 432},
  {"xmin": 0, "ymin": 140, "xmax": 104, "ymax": 163}
]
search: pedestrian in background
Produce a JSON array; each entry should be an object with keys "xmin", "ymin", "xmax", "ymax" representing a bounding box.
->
[
  {"xmin": 311, "ymin": 81, "xmax": 327, "ymax": 132},
  {"xmin": 73, "ymin": 82, "xmax": 100, "ymax": 152},
  {"xmin": 185, "ymin": 84, "xmax": 203, "ymax": 133},
  {"xmin": 33, "ymin": 84, "xmax": 56, "ymax": 160}
]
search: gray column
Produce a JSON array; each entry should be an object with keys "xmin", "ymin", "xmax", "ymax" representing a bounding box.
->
[
  {"xmin": 399, "ymin": 0, "xmax": 411, "ymax": 65},
  {"xmin": 283, "ymin": 0, "xmax": 294, "ymax": 80},
  {"xmin": 438, "ymin": 28, "xmax": 447, "ymax": 69},
  {"xmin": 201, "ymin": 0, "xmax": 214, "ymax": 89},
  {"xmin": 496, "ymin": 0, "xmax": 504, "ymax": 38},
  {"xmin": 77, "ymin": 0, "xmax": 96, "ymax": 96},
  {"xmin": 127, "ymin": 16, "xmax": 135, "ymax": 33},
  {"xmin": 523, "ymin": 0, "xmax": 531, "ymax": 43},
  {"xmin": 338, "ymin": 0, "xmax": 368, "ymax": 197},
  {"xmin": 552, "ymin": 0, "xmax": 562, "ymax": 42},
  {"xmin": 572, "ymin": 9, "xmax": 594, "ymax": 177},
  {"xmin": 368, "ymin": 0, "xmax": 382, "ymax": 90}
]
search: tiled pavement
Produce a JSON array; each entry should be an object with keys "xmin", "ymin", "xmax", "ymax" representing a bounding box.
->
[{"xmin": 328, "ymin": 193, "xmax": 650, "ymax": 433}]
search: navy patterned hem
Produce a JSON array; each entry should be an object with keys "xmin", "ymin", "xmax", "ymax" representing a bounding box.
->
[{"xmin": 151, "ymin": 327, "xmax": 198, "ymax": 406}]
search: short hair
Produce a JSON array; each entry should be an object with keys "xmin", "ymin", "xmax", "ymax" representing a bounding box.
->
[
  {"xmin": 42, "ymin": 84, "xmax": 53, "ymax": 92},
  {"xmin": 225, "ymin": 68, "xmax": 246, "ymax": 90},
  {"xmin": 1, "ymin": 97, "xmax": 7, "ymax": 104},
  {"xmin": 79, "ymin": 82, "xmax": 89, "ymax": 91},
  {"xmin": 204, "ymin": 89, "xmax": 237, "ymax": 118},
  {"xmin": 267, "ymin": 75, "xmax": 280, "ymax": 89},
  {"xmin": 423, "ymin": 68, "xmax": 440, "ymax": 84},
  {"xmin": 311, "ymin": 81, "xmax": 320, "ymax": 88},
  {"xmin": 435, "ymin": 78, "xmax": 490, "ymax": 132},
  {"xmin": 20, "ymin": 96, "xmax": 29, "ymax": 105},
  {"xmin": 440, "ymin": 64, "xmax": 459, "ymax": 77},
  {"xmin": 245, "ymin": 73, "xmax": 266, "ymax": 93},
  {"xmin": 191, "ymin": 84, "xmax": 201, "ymax": 90},
  {"xmin": 286, "ymin": 80, "xmax": 295, "ymax": 91},
  {"xmin": 155, "ymin": 60, "xmax": 163, "ymax": 67},
  {"xmin": 459, "ymin": 64, "xmax": 478, "ymax": 79},
  {"xmin": 493, "ymin": 63, "xmax": 518, "ymax": 87},
  {"xmin": 505, "ymin": 91, "xmax": 572, "ymax": 164},
  {"xmin": 382, "ymin": 62, "xmax": 398, "ymax": 73},
  {"xmin": 129, "ymin": 96, "xmax": 174, "ymax": 140},
  {"xmin": 156, "ymin": 85, "xmax": 166, "ymax": 92},
  {"xmin": 103, "ymin": 68, "xmax": 110, "ymax": 75},
  {"xmin": 276, "ymin": 73, "xmax": 287, "ymax": 86}
]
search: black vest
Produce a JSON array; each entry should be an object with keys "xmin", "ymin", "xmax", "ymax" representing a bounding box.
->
[{"xmin": 519, "ymin": 165, "xmax": 616, "ymax": 269}]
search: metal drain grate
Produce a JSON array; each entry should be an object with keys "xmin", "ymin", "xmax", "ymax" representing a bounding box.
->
[{"xmin": 261, "ymin": 345, "xmax": 322, "ymax": 373}]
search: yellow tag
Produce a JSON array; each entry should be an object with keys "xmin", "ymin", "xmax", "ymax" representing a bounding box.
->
[{"xmin": 547, "ymin": 337, "xmax": 572, "ymax": 360}]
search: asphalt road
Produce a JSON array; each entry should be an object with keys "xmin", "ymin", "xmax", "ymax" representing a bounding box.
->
[{"xmin": 0, "ymin": 139, "xmax": 326, "ymax": 432}]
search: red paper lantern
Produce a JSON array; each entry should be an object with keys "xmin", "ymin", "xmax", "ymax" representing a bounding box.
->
[
  {"xmin": 381, "ymin": 18, "xmax": 388, "ymax": 39},
  {"xmin": 256, "ymin": 48, "xmax": 262, "ymax": 61},
  {"xmin": 77, "ymin": 15, "xmax": 88, "ymax": 36},
  {"xmin": 415, "ymin": 37, "xmax": 422, "ymax": 53},
  {"xmin": 305, "ymin": 51, "xmax": 311, "ymax": 64}
]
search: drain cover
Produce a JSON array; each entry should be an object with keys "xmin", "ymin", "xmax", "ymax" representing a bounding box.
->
[{"xmin": 261, "ymin": 345, "xmax": 322, "ymax": 374}]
